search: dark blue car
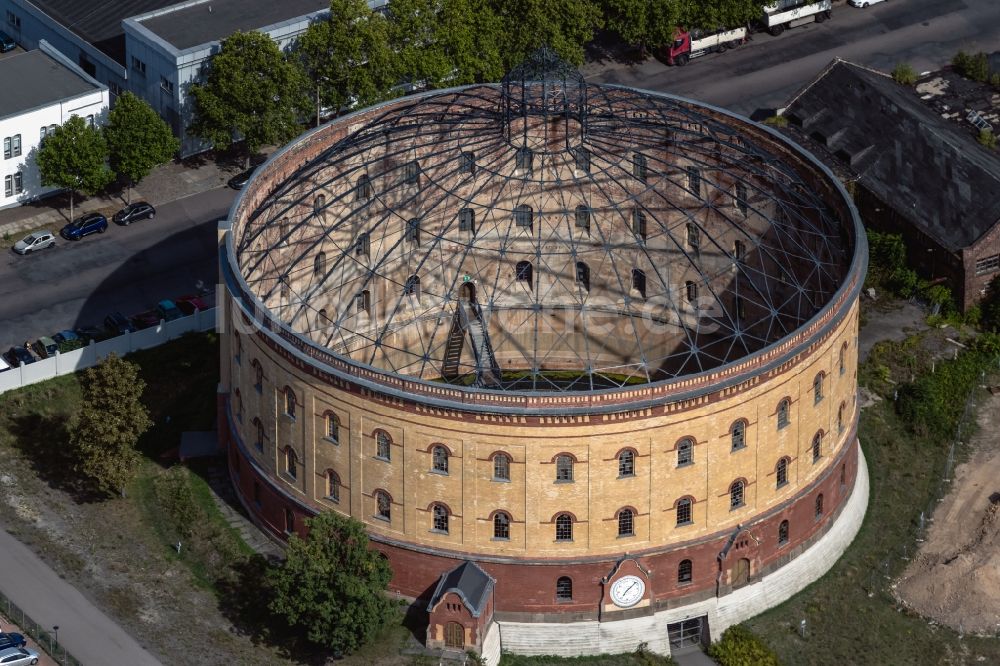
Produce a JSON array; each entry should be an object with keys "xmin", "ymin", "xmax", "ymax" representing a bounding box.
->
[
  {"xmin": 61, "ymin": 212, "xmax": 108, "ymax": 240},
  {"xmin": 0, "ymin": 31, "xmax": 15, "ymax": 53},
  {"xmin": 0, "ymin": 632, "xmax": 26, "ymax": 649}
]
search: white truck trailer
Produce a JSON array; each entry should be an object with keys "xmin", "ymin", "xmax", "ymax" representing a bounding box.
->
[{"xmin": 762, "ymin": 0, "xmax": 833, "ymax": 36}]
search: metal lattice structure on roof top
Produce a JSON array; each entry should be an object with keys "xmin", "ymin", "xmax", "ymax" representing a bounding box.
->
[{"xmin": 234, "ymin": 51, "xmax": 853, "ymax": 393}]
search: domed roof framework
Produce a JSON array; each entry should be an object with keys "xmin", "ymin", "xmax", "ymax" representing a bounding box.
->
[{"xmin": 234, "ymin": 51, "xmax": 851, "ymax": 393}]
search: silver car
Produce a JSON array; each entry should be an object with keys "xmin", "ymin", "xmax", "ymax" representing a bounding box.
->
[
  {"xmin": 12, "ymin": 231, "xmax": 55, "ymax": 255},
  {"xmin": 0, "ymin": 647, "xmax": 38, "ymax": 665}
]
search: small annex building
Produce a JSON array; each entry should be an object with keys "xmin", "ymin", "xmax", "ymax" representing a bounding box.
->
[
  {"xmin": 425, "ymin": 561, "xmax": 499, "ymax": 661},
  {"xmin": 782, "ymin": 59, "xmax": 1000, "ymax": 311}
]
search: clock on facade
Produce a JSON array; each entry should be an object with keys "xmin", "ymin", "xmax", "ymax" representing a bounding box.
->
[{"xmin": 609, "ymin": 574, "xmax": 645, "ymax": 608}]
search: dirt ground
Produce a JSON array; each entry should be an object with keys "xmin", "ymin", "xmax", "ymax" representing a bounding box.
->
[{"xmin": 894, "ymin": 388, "xmax": 1000, "ymax": 636}]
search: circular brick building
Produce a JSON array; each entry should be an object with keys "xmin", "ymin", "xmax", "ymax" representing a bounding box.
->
[{"xmin": 219, "ymin": 51, "xmax": 868, "ymax": 659}]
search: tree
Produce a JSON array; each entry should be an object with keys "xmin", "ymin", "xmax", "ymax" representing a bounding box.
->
[
  {"xmin": 491, "ymin": 0, "xmax": 604, "ymax": 67},
  {"xmin": 390, "ymin": 0, "xmax": 504, "ymax": 89},
  {"xmin": 105, "ymin": 92, "xmax": 179, "ymax": 203},
  {"xmin": 35, "ymin": 115, "xmax": 112, "ymax": 222},
  {"xmin": 298, "ymin": 0, "xmax": 396, "ymax": 126},
  {"xmin": 189, "ymin": 31, "xmax": 306, "ymax": 164},
  {"xmin": 70, "ymin": 354, "xmax": 152, "ymax": 498},
  {"xmin": 604, "ymin": 0, "xmax": 683, "ymax": 51},
  {"xmin": 266, "ymin": 511, "xmax": 395, "ymax": 653}
]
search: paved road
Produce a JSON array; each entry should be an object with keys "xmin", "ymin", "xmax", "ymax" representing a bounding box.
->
[
  {"xmin": 0, "ymin": 528, "xmax": 162, "ymax": 665},
  {"xmin": 588, "ymin": 0, "xmax": 1000, "ymax": 117},
  {"xmin": 0, "ymin": 188, "xmax": 234, "ymax": 351}
]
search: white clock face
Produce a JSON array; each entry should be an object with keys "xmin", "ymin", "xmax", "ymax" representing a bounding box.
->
[{"xmin": 610, "ymin": 575, "xmax": 645, "ymax": 608}]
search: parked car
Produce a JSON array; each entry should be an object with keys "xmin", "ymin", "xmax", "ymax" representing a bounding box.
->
[
  {"xmin": 157, "ymin": 299, "xmax": 183, "ymax": 322},
  {"xmin": 12, "ymin": 231, "xmax": 55, "ymax": 255},
  {"xmin": 73, "ymin": 325, "xmax": 106, "ymax": 343},
  {"xmin": 130, "ymin": 309, "xmax": 160, "ymax": 330},
  {"xmin": 104, "ymin": 312, "xmax": 136, "ymax": 335},
  {"xmin": 0, "ymin": 356, "xmax": 10, "ymax": 373},
  {"xmin": 3, "ymin": 347, "xmax": 35, "ymax": 367},
  {"xmin": 0, "ymin": 646, "xmax": 39, "ymax": 665},
  {"xmin": 0, "ymin": 633, "xmax": 26, "ymax": 650},
  {"xmin": 32, "ymin": 336, "xmax": 58, "ymax": 359},
  {"xmin": 61, "ymin": 212, "xmax": 108, "ymax": 240},
  {"xmin": 53, "ymin": 329, "xmax": 84, "ymax": 352},
  {"xmin": 227, "ymin": 166, "xmax": 257, "ymax": 190},
  {"xmin": 113, "ymin": 201, "xmax": 156, "ymax": 225},
  {"xmin": 0, "ymin": 31, "xmax": 15, "ymax": 53},
  {"xmin": 848, "ymin": 0, "xmax": 886, "ymax": 5},
  {"xmin": 176, "ymin": 295, "xmax": 209, "ymax": 315}
]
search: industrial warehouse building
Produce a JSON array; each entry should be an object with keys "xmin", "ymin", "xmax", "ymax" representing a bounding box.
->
[{"xmin": 218, "ymin": 51, "xmax": 869, "ymax": 662}]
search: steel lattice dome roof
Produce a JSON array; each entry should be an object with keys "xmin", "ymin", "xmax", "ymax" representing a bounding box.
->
[{"xmin": 233, "ymin": 50, "xmax": 856, "ymax": 393}]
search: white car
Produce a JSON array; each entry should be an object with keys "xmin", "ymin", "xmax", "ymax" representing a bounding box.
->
[
  {"xmin": 12, "ymin": 231, "xmax": 55, "ymax": 255},
  {"xmin": 0, "ymin": 647, "xmax": 38, "ymax": 665},
  {"xmin": 849, "ymin": 0, "xmax": 887, "ymax": 6}
]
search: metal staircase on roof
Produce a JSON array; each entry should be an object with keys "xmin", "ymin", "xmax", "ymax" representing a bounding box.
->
[{"xmin": 442, "ymin": 298, "xmax": 501, "ymax": 388}]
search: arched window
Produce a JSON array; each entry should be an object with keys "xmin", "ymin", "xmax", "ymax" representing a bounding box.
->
[
  {"xmin": 813, "ymin": 372, "xmax": 825, "ymax": 404},
  {"xmin": 633, "ymin": 152, "xmax": 648, "ymax": 182},
  {"xmin": 735, "ymin": 181, "xmax": 748, "ymax": 216},
  {"xmin": 685, "ymin": 280, "xmax": 698, "ymax": 303},
  {"xmin": 375, "ymin": 491, "xmax": 391, "ymax": 520},
  {"xmin": 432, "ymin": 445, "xmax": 449, "ymax": 473},
  {"xmin": 675, "ymin": 498, "xmax": 693, "ymax": 526},
  {"xmin": 618, "ymin": 450, "xmax": 635, "ymax": 477},
  {"xmin": 326, "ymin": 413, "xmax": 339, "ymax": 443},
  {"xmin": 617, "ymin": 508, "xmax": 635, "ymax": 536},
  {"xmin": 445, "ymin": 622, "xmax": 464, "ymax": 649},
  {"xmin": 493, "ymin": 512, "xmax": 510, "ymax": 540},
  {"xmin": 252, "ymin": 359, "xmax": 263, "ymax": 392},
  {"xmin": 575, "ymin": 205, "xmax": 590, "ymax": 232},
  {"xmin": 253, "ymin": 417, "xmax": 264, "ymax": 452},
  {"xmin": 574, "ymin": 147, "xmax": 591, "ymax": 173},
  {"xmin": 555, "ymin": 455, "xmax": 573, "ymax": 482},
  {"xmin": 356, "ymin": 173, "xmax": 373, "ymax": 200},
  {"xmin": 355, "ymin": 231, "xmax": 370, "ymax": 256},
  {"xmin": 556, "ymin": 576, "xmax": 573, "ymax": 601},
  {"xmin": 632, "ymin": 208, "xmax": 647, "ymax": 240},
  {"xmin": 678, "ymin": 559, "xmax": 693, "ymax": 584},
  {"xmin": 631, "ymin": 268, "xmax": 646, "ymax": 298},
  {"xmin": 778, "ymin": 519, "xmax": 789, "ymax": 545},
  {"xmin": 493, "ymin": 453, "xmax": 511, "ymax": 481},
  {"xmin": 812, "ymin": 432, "xmax": 823, "ymax": 462},
  {"xmin": 432, "ymin": 504, "xmax": 449, "ymax": 533},
  {"xmin": 516, "ymin": 146, "xmax": 533, "ymax": 173},
  {"xmin": 729, "ymin": 480, "xmax": 745, "ymax": 509},
  {"xmin": 734, "ymin": 239, "xmax": 746, "ymax": 262},
  {"xmin": 777, "ymin": 398, "xmax": 790, "ymax": 429},
  {"xmin": 514, "ymin": 204, "xmax": 533, "ymax": 229},
  {"xmin": 686, "ymin": 222, "xmax": 700, "ymax": 249},
  {"xmin": 735, "ymin": 296, "xmax": 746, "ymax": 320},
  {"xmin": 284, "ymin": 507, "xmax": 294, "ymax": 534},
  {"xmin": 460, "ymin": 151, "xmax": 476, "ymax": 175},
  {"xmin": 841, "ymin": 464, "xmax": 847, "ymax": 488},
  {"xmin": 314, "ymin": 251, "xmax": 326, "ymax": 277},
  {"xmin": 284, "ymin": 387, "xmax": 296, "ymax": 418},
  {"xmin": 313, "ymin": 194, "xmax": 325, "ymax": 212},
  {"xmin": 234, "ymin": 330, "xmax": 242, "ymax": 364},
  {"xmin": 555, "ymin": 514, "xmax": 573, "ymax": 541},
  {"xmin": 284, "ymin": 447, "xmax": 297, "ymax": 480},
  {"xmin": 459, "ymin": 207, "xmax": 475, "ymax": 233},
  {"xmin": 677, "ymin": 438, "xmax": 694, "ymax": 466},
  {"xmin": 326, "ymin": 470, "xmax": 340, "ymax": 502},
  {"xmin": 355, "ymin": 289, "xmax": 371, "ymax": 313},
  {"xmin": 837, "ymin": 402, "xmax": 846, "ymax": 434},
  {"xmin": 776, "ymin": 457, "xmax": 789, "ymax": 488},
  {"xmin": 233, "ymin": 389, "xmax": 243, "ymax": 422},
  {"xmin": 686, "ymin": 166, "xmax": 701, "ymax": 196},
  {"xmin": 575, "ymin": 262, "xmax": 590, "ymax": 292},
  {"xmin": 731, "ymin": 420, "xmax": 746, "ymax": 451},
  {"xmin": 815, "ymin": 494, "xmax": 824, "ymax": 518},
  {"xmin": 839, "ymin": 342, "xmax": 848, "ymax": 375},
  {"xmin": 405, "ymin": 217, "xmax": 420, "ymax": 244},
  {"xmin": 404, "ymin": 274, "xmax": 421, "ymax": 298},
  {"xmin": 404, "ymin": 159, "xmax": 420, "ymax": 184},
  {"xmin": 515, "ymin": 260, "xmax": 533, "ymax": 286},
  {"xmin": 375, "ymin": 431, "xmax": 391, "ymax": 460}
]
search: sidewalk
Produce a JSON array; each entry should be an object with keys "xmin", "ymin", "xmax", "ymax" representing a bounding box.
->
[
  {"xmin": 0, "ymin": 528, "xmax": 162, "ymax": 666},
  {"xmin": 0, "ymin": 150, "xmax": 253, "ymax": 242}
]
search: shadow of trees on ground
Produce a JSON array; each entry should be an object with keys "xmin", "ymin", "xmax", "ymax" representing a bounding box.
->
[{"xmin": 7, "ymin": 412, "xmax": 108, "ymax": 503}]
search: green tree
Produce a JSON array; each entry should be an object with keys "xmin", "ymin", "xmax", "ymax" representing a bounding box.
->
[
  {"xmin": 604, "ymin": 0, "xmax": 682, "ymax": 51},
  {"xmin": 266, "ymin": 511, "xmax": 395, "ymax": 653},
  {"xmin": 71, "ymin": 354, "xmax": 153, "ymax": 498},
  {"xmin": 952, "ymin": 50, "xmax": 991, "ymax": 82},
  {"xmin": 298, "ymin": 0, "xmax": 396, "ymax": 126},
  {"xmin": 189, "ymin": 31, "xmax": 306, "ymax": 164},
  {"xmin": 682, "ymin": 0, "xmax": 768, "ymax": 31},
  {"xmin": 708, "ymin": 625, "xmax": 780, "ymax": 666},
  {"xmin": 104, "ymin": 92, "xmax": 179, "ymax": 203},
  {"xmin": 35, "ymin": 115, "xmax": 112, "ymax": 222},
  {"xmin": 390, "ymin": 0, "xmax": 504, "ymax": 88},
  {"xmin": 491, "ymin": 0, "xmax": 603, "ymax": 67}
]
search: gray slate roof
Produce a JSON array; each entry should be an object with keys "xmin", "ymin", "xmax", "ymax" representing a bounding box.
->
[
  {"xmin": 427, "ymin": 561, "xmax": 494, "ymax": 618},
  {"xmin": 783, "ymin": 59, "xmax": 1000, "ymax": 252},
  {"xmin": 136, "ymin": 0, "xmax": 328, "ymax": 51},
  {"xmin": 0, "ymin": 48, "xmax": 103, "ymax": 121},
  {"xmin": 26, "ymin": 0, "xmax": 180, "ymax": 62}
]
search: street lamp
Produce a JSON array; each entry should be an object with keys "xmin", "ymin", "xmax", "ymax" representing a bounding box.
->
[{"xmin": 52, "ymin": 625, "xmax": 59, "ymax": 648}]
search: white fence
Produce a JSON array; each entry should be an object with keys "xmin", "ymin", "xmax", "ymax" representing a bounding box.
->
[{"xmin": 0, "ymin": 308, "xmax": 217, "ymax": 394}]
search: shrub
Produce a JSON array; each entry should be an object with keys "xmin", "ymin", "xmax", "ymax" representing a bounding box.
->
[
  {"xmin": 763, "ymin": 115, "xmax": 788, "ymax": 128},
  {"xmin": 896, "ymin": 347, "xmax": 991, "ymax": 438},
  {"xmin": 978, "ymin": 129, "xmax": 997, "ymax": 149},
  {"xmin": 891, "ymin": 62, "xmax": 918, "ymax": 85},
  {"xmin": 708, "ymin": 625, "xmax": 780, "ymax": 666},
  {"xmin": 952, "ymin": 51, "xmax": 991, "ymax": 82},
  {"xmin": 982, "ymin": 275, "xmax": 1000, "ymax": 331}
]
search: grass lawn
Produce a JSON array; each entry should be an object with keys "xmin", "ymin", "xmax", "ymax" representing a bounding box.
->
[{"xmin": 743, "ymin": 340, "xmax": 1000, "ymax": 665}]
